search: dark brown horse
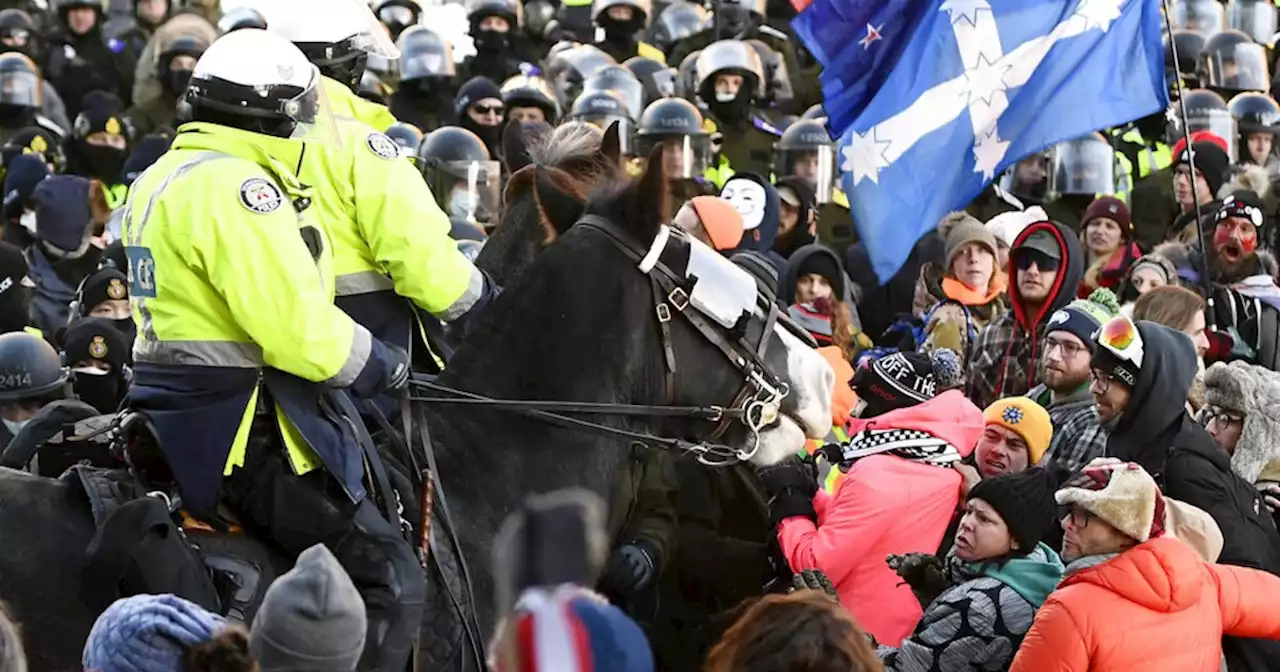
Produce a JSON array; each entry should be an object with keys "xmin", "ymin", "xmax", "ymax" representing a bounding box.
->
[{"xmin": 475, "ymin": 121, "xmax": 625, "ymax": 286}]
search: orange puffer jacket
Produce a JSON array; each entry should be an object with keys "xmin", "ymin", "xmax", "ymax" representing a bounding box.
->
[{"xmin": 1010, "ymin": 537, "xmax": 1280, "ymax": 672}]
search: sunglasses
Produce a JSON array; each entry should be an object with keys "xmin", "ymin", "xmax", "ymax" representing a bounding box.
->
[
  {"xmin": 1096, "ymin": 315, "xmax": 1145, "ymax": 368},
  {"xmin": 471, "ymin": 104, "xmax": 504, "ymax": 116},
  {"xmin": 1012, "ymin": 248, "xmax": 1061, "ymax": 272}
]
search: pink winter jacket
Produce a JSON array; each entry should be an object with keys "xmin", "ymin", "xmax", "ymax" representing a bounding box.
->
[{"xmin": 777, "ymin": 390, "xmax": 985, "ymax": 646}]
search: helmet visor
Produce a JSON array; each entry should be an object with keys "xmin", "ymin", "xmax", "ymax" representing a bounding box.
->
[
  {"xmin": 1171, "ymin": 108, "xmax": 1240, "ymax": 162},
  {"xmin": 1175, "ymin": 0, "xmax": 1226, "ymax": 33},
  {"xmin": 401, "ymin": 50, "xmax": 456, "ymax": 79},
  {"xmin": 346, "ymin": 0, "xmax": 402, "ymax": 59},
  {"xmin": 1203, "ymin": 42, "xmax": 1270, "ymax": 92},
  {"xmin": 0, "ymin": 69, "xmax": 39, "ymax": 108},
  {"xmin": 1049, "ymin": 139, "xmax": 1116, "ymax": 197},
  {"xmin": 636, "ymin": 134, "xmax": 709, "ymax": 178},
  {"xmin": 1228, "ymin": 1, "xmax": 1278, "ymax": 44},
  {"xmin": 582, "ymin": 76, "xmax": 643, "ymax": 120},
  {"xmin": 378, "ymin": 4, "xmax": 416, "ymax": 27},
  {"xmin": 438, "ymin": 160, "xmax": 501, "ymax": 225},
  {"xmin": 775, "ymin": 145, "xmax": 836, "ymax": 203}
]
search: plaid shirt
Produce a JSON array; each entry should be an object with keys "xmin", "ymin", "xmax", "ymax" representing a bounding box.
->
[
  {"xmin": 1042, "ymin": 402, "xmax": 1111, "ymax": 475},
  {"xmin": 966, "ymin": 313, "xmax": 1040, "ymax": 409}
]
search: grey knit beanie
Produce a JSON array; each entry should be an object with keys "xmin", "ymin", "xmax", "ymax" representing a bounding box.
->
[{"xmin": 250, "ymin": 544, "xmax": 367, "ymax": 672}]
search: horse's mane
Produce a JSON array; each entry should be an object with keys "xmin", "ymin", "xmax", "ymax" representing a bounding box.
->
[{"xmin": 525, "ymin": 121, "xmax": 618, "ymax": 183}]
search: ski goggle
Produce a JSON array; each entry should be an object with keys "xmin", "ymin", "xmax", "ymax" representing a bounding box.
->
[{"xmin": 1094, "ymin": 315, "xmax": 1145, "ymax": 369}]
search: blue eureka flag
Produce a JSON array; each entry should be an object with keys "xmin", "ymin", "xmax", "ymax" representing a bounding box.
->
[{"xmin": 795, "ymin": 0, "xmax": 1168, "ymax": 282}]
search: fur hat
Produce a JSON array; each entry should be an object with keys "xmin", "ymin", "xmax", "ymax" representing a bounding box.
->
[
  {"xmin": 1203, "ymin": 361, "xmax": 1280, "ymax": 484},
  {"xmin": 1056, "ymin": 459, "xmax": 1167, "ymax": 543}
]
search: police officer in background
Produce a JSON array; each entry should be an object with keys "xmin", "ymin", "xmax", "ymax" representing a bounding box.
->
[
  {"xmin": 254, "ymin": 0, "xmax": 400, "ymax": 132},
  {"xmin": 462, "ymin": 0, "xmax": 535, "ymax": 85},
  {"xmin": 695, "ymin": 39, "xmax": 779, "ymax": 185},
  {"xmin": 126, "ymin": 33, "xmax": 205, "ymax": 136},
  {"xmin": 388, "ymin": 26, "xmax": 457, "ymax": 132},
  {"xmin": 592, "ymin": 0, "xmax": 664, "ymax": 64},
  {"xmin": 623, "ymin": 55, "xmax": 676, "ymax": 108},
  {"xmin": 43, "ymin": 0, "xmax": 133, "ymax": 119},
  {"xmin": 1045, "ymin": 132, "xmax": 1118, "ymax": 231},
  {"xmin": 1200, "ymin": 28, "xmax": 1271, "ymax": 99},
  {"xmin": 634, "ymin": 96, "xmax": 712, "ymax": 209},
  {"xmin": 418, "ymin": 126, "xmax": 502, "ymax": 231},
  {"xmin": 501, "ymin": 70, "xmax": 559, "ymax": 125},
  {"xmin": 0, "ymin": 53, "xmax": 66, "ymax": 144},
  {"xmin": 648, "ymin": 0, "xmax": 707, "ymax": 56},
  {"xmin": 111, "ymin": 0, "xmax": 171, "ymax": 64},
  {"xmin": 774, "ymin": 117, "xmax": 850, "ymax": 252},
  {"xmin": 373, "ymin": 0, "xmax": 422, "ymax": 41},
  {"xmin": 121, "ymin": 30, "xmax": 423, "ymax": 669},
  {"xmin": 1230, "ymin": 91, "xmax": 1280, "ymax": 174},
  {"xmin": 0, "ymin": 331, "xmax": 70, "ymax": 449}
]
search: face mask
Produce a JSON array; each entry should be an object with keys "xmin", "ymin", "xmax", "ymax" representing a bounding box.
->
[
  {"xmin": 473, "ymin": 29, "xmax": 507, "ymax": 53},
  {"xmin": 709, "ymin": 90, "xmax": 750, "ymax": 120},
  {"xmin": 715, "ymin": 90, "xmax": 738, "ymax": 103},
  {"xmin": 2, "ymin": 417, "xmax": 28, "ymax": 436},
  {"xmin": 72, "ymin": 367, "xmax": 122, "ymax": 415},
  {"xmin": 80, "ymin": 143, "xmax": 127, "ymax": 183},
  {"xmin": 19, "ymin": 210, "xmax": 35, "ymax": 233},
  {"xmin": 449, "ymin": 189, "xmax": 475, "ymax": 220},
  {"xmin": 163, "ymin": 68, "xmax": 193, "ymax": 98},
  {"xmin": 722, "ymin": 179, "xmax": 767, "ymax": 230},
  {"xmin": 112, "ymin": 316, "xmax": 137, "ymax": 346}
]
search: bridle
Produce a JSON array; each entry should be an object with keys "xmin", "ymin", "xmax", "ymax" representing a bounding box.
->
[{"xmin": 409, "ymin": 215, "xmax": 814, "ymax": 466}]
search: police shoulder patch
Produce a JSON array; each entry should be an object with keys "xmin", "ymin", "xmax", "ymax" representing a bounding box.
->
[
  {"xmin": 238, "ymin": 177, "xmax": 284, "ymax": 214},
  {"xmin": 366, "ymin": 132, "xmax": 401, "ymax": 160}
]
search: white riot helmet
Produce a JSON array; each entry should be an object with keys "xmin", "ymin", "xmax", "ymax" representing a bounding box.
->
[
  {"xmin": 250, "ymin": 0, "xmax": 400, "ymax": 91},
  {"xmin": 182, "ymin": 29, "xmax": 322, "ymax": 138}
]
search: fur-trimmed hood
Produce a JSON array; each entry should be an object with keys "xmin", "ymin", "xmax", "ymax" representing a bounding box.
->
[{"xmin": 1203, "ymin": 360, "xmax": 1280, "ymax": 484}]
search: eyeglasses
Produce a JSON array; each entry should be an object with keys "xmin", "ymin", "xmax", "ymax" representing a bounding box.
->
[
  {"xmin": 1012, "ymin": 248, "xmax": 1061, "ymax": 272},
  {"xmin": 1096, "ymin": 315, "xmax": 1144, "ymax": 368},
  {"xmin": 471, "ymin": 104, "xmax": 504, "ymax": 116},
  {"xmin": 1200, "ymin": 405, "xmax": 1244, "ymax": 431},
  {"xmin": 1043, "ymin": 335, "xmax": 1088, "ymax": 359},
  {"xmin": 1089, "ymin": 368, "xmax": 1117, "ymax": 394},
  {"xmin": 1067, "ymin": 506, "xmax": 1093, "ymax": 529}
]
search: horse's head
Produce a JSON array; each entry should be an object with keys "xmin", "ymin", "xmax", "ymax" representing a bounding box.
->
[
  {"xmin": 476, "ymin": 122, "xmax": 624, "ymax": 286},
  {"xmin": 573, "ymin": 145, "xmax": 835, "ymax": 467}
]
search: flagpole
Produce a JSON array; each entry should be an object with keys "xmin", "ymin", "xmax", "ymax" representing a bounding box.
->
[{"xmin": 1159, "ymin": 0, "xmax": 1217, "ymax": 329}]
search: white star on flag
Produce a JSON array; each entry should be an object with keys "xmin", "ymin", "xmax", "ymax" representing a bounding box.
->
[
  {"xmin": 859, "ymin": 23, "xmax": 884, "ymax": 49},
  {"xmin": 963, "ymin": 52, "xmax": 1013, "ymax": 108},
  {"xmin": 1075, "ymin": 0, "xmax": 1122, "ymax": 32},
  {"xmin": 972, "ymin": 128, "xmax": 1010, "ymax": 180},
  {"xmin": 940, "ymin": 0, "xmax": 990, "ymax": 26},
  {"xmin": 842, "ymin": 130, "xmax": 893, "ymax": 185}
]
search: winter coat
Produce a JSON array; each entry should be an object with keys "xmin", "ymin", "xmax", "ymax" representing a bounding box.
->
[
  {"xmin": 968, "ymin": 221, "xmax": 1085, "ymax": 409},
  {"xmin": 648, "ymin": 458, "xmax": 773, "ymax": 671},
  {"xmin": 1163, "ymin": 426, "xmax": 1280, "ymax": 671},
  {"xmin": 880, "ymin": 544, "xmax": 1064, "ymax": 672},
  {"xmin": 1080, "ymin": 241, "xmax": 1142, "ymax": 298},
  {"xmin": 606, "ymin": 445, "xmax": 677, "ymax": 589},
  {"xmin": 389, "ymin": 90, "xmax": 455, "ymax": 133},
  {"xmin": 130, "ymin": 14, "xmax": 217, "ymax": 114},
  {"xmin": 1105, "ymin": 321, "xmax": 1199, "ymax": 478},
  {"xmin": 777, "ymin": 390, "xmax": 985, "ymax": 646},
  {"xmin": 1010, "ymin": 537, "xmax": 1280, "ymax": 672},
  {"xmin": 43, "ymin": 29, "xmax": 134, "ymax": 118},
  {"xmin": 911, "ymin": 261, "xmax": 1007, "ymax": 358}
]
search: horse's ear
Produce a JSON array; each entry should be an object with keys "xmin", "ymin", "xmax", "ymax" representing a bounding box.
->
[
  {"xmin": 533, "ymin": 165, "xmax": 587, "ymax": 238},
  {"xmin": 637, "ymin": 142, "xmax": 669, "ymax": 228},
  {"xmin": 503, "ymin": 122, "xmax": 534, "ymax": 174},
  {"xmin": 601, "ymin": 121, "xmax": 622, "ymax": 166}
]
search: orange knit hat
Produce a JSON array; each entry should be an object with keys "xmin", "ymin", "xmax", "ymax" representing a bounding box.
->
[{"xmin": 689, "ymin": 196, "xmax": 744, "ymax": 251}]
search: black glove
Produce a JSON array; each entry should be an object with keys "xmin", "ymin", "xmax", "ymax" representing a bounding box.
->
[
  {"xmin": 886, "ymin": 552, "xmax": 948, "ymax": 608},
  {"xmin": 790, "ymin": 569, "xmax": 838, "ymax": 601},
  {"xmin": 757, "ymin": 457, "xmax": 819, "ymax": 525},
  {"xmin": 602, "ymin": 541, "xmax": 658, "ymax": 594},
  {"xmin": 382, "ymin": 343, "xmax": 411, "ymax": 392}
]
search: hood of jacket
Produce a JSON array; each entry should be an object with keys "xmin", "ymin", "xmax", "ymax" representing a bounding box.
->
[
  {"xmin": 724, "ymin": 172, "xmax": 781, "ymax": 253},
  {"xmin": 782, "ymin": 243, "xmax": 851, "ymax": 305},
  {"xmin": 1109, "ymin": 322, "xmax": 1200, "ymax": 471},
  {"xmin": 132, "ymin": 14, "xmax": 218, "ymax": 108},
  {"xmin": 846, "ymin": 389, "xmax": 983, "ymax": 460},
  {"xmin": 972, "ymin": 543, "xmax": 1064, "ymax": 607},
  {"xmin": 1203, "ymin": 361, "xmax": 1280, "ymax": 484},
  {"xmin": 1008, "ymin": 220, "xmax": 1084, "ymax": 333},
  {"xmin": 1061, "ymin": 536, "xmax": 1205, "ymax": 614},
  {"xmin": 772, "ymin": 175, "xmax": 817, "ymax": 257}
]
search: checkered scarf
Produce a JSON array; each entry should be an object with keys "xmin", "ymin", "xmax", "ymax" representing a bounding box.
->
[{"xmin": 839, "ymin": 428, "xmax": 962, "ymax": 467}]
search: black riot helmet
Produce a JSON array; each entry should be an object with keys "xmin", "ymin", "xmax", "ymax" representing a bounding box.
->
[
  {"xmin": 0, "ymin": 53, "xmax": 42, "ymax": 112},
  {"xmin": 635, "ymin": 97, "xmax": 708, "ymax": 178},
  {"xmin": 1174, "ymin": 0, "xmax": 1226, "ymax": 33},
  {"xmin": 1170, "ymin": 88, "xmax": 1238, "ymax": 160},
  {"xmin": 54, "ymin": 0, "xmax": 105, "ymax": 29},
  {"xmin": 217, "ymin": 7, "xmax": 267, "ymax": 34},
  {"xmin": 695, "ymin": 39, "xmax": 765, "ymax": 104},
  {"xmin": 1199, "ymin": 29, "xmax": 1270, "ymax": 95},
  {"xmin": 0, "ymin": 10, "xmax": 36, "ymax": 52},
  {"xmin": 1227, "ymin": 0, "xmax": 1277, "ymax": 44},
  {"xmin": 501, "ymin": 72, "xmax": 559, "ymax": 122},
  {"xmin": 649, "ymin": 0, "xmax": 708, "ymax": 51},
  {"xmin": 524, "ymin": 0, "xmax": 556, "ymax": 41},
  {"xmin": 385, "ymin": 121, "xmax": 423, "ymax": 153},
  {"xmin": 1165, "ymin": 30, "xmax": 1207, "ymax": 89},
  {"xmin": 569, "ymin": 90, "xmax": 634, "ymax": 153},
  {"xmin": 624, "ymin": 56, "xmax": 675, "ymax": 107},
  {"xmin": 715, "ymin": 0, "xmax": 764, "ymax": 38},
  {"xmin": 774, "ymin": 119, "xmax": 836, "ymax": 203},
  {"xmin": 581, "ymin": 64, "xmax": 644, "ymax": 119},
  {"xmin": 466, "ymin": 0, "xmax": 521, "ymax": 29},
  {"xmin": 375, "ymin": 0, "xmax": 422, "ymax": 41},
  {"xmin": 1229, "ymin": 91, "xmax": 1280, "ymax": 167},
  {"xmin": 592, "ymin": 0, "xmax": 652, "ymax": 30},
  {"xmin": 396, "ymin": 26, "xmax": 457, "ymax": 83},
  {"xmin": 157, "ymin": 35, "xmax": 205, "ymax": 98},
  {"xmin": 417, "ymin": 126, "xmax": 502, "ymax": 226},
  {"xmin": 0, "ymin": 332, "xmax": 70, "ymax": 402},
  {"xmin": 800, "ymin": 103, "xmax": 825, "ymax": 120},
  {"xmin": 544, "ymin": 43, "xmax": 617, "ymax": 111}
]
